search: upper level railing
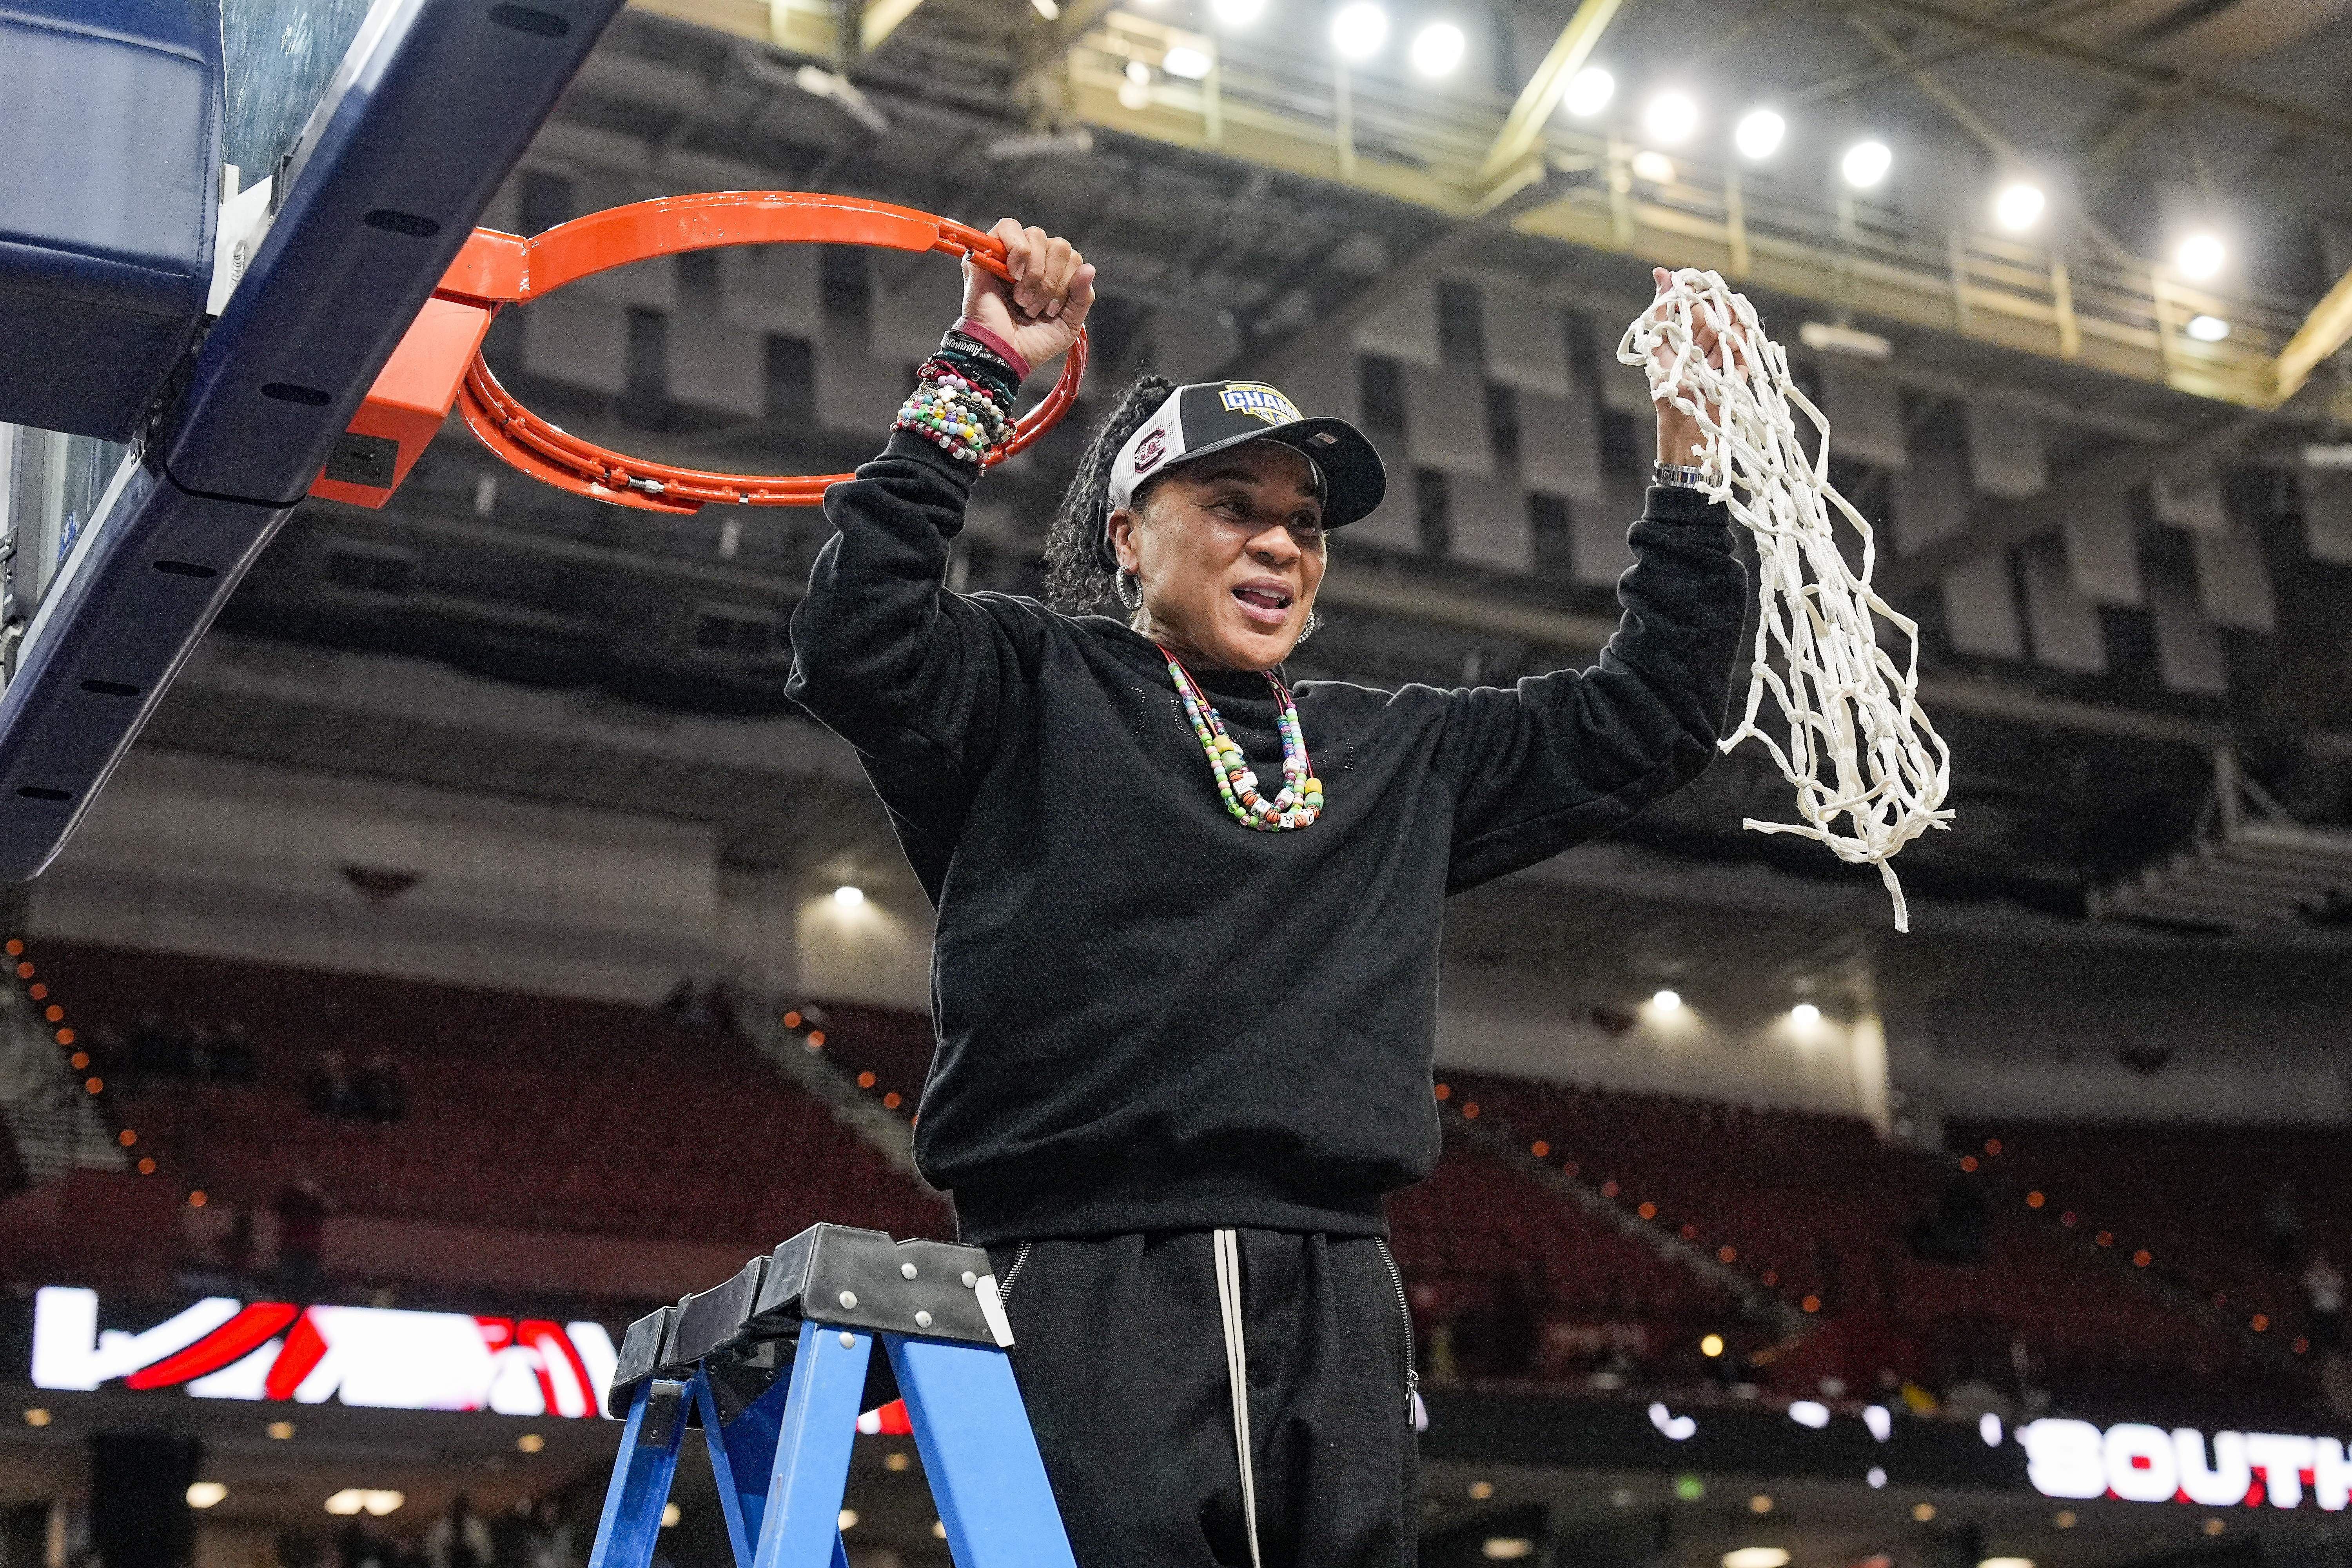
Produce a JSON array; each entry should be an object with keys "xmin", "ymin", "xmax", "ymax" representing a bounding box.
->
[{"xmin": 1065, "ymin": 10, "xmax": 2310, "ymax": 410}]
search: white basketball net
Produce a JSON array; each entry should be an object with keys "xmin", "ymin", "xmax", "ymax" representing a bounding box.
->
[{"xmin": 1617, "ymin": 269, "xmax": 1952, "ymax": 931}]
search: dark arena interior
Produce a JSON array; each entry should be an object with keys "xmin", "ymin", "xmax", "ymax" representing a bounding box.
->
[{"xmin": 5, "ymin": 0, "xmax": 2352, "ymax": 1566}]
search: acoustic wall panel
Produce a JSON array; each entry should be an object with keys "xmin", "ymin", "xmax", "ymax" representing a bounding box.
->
[
  {"xmin": 1942, "ymin": 554, "xmax": 2022, "ymax": 659},
  {"xmin": 720, "ymin": 245, "xmax": 821, "ymax": 338},
  {"xmin": 1820, "ymin": 363, "xmax": 1907, "ymax": 470},
  {"xmin": 2020, "ymin": 541, "xmax": 2107, "ymax": 673},
  {"xmin": 1570, "ymin": 474, "xmax": 1642, "ymax": 587},
  {"xmin": 2063, "ymin": 490, "xmax": 2143, "ymax": 606},
  {"xmin": 869, "ymin": 254, "xmax": 965, "ymax": 365},
  {"xmin": 1402, "ymin": 362, "xmax": 1495, "ymax": 477},
  {"xmin": 1280, "ymin": 344, "xmax": 1363, "ymax": 424},
  {"xmin": 1890, "ymin": 444, "xmax": 1969, "ymax": 555},
  {"xmin": 1965, "ymin": 397, "xmax": 2047, "ymax": 499},
  {"xmin": 2151, "ymin": 471, "xmax": 2227, "ymax": 534},
  {"xmin": 666, "ymin": 308, "xmax": 767, "ymax": 417},
  {"xmin": 1519, "ymin": 384, "xmax": 1606, "ymax": 504},
  {"xmin": 1352, "ymin": 277, "xmax": 1441, "ymax": 369},
  {"xmin": 2190, "ymin": 523, "xmax": 2276, "ymax": 632},
  {"xmin": 1152, "ymin": 310, "xmax": 1240, "ymax": 381},
  {"xmin": 519, "ymin": 291, "xmax": 629, "ymax": 395},
  {"xmin": 1448, "ymin": 469, "xmax": 1534, "ymax": 573},
  {"xmin": 2147, "ymin": 575, "xmax": 2228, "ymax": 695},
  {"xmin": 815, "ymin": 318, "xmax": 907, "ymax": 436},
  {"xmin": 1478, "ymin": 281, "xmax": 1572, "ymax": 397},
  {"xmin": 2305, "ymin": 477, "xmax": 2352, "ymax": 564}
]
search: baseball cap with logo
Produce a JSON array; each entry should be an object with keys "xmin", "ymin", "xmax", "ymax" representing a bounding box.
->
[{"xmin": 1099, "ymin": 380, "xmax": 1386, "ymax": 568}]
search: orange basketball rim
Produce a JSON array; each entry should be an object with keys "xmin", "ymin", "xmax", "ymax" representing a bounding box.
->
[{"xmin": 307, "ymin": 192, "xmax": 1090, "ymax": 516}]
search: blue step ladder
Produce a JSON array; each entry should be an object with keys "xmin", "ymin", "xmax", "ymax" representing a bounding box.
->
[{"xmin": 586, "ymin": 1225, "xmax": 1077, "ymax": 1568}]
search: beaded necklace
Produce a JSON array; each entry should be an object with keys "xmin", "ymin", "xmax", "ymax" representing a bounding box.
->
[{"xmin": 1158, "ymin": 644, "xmax": 1325, "ymax": 831}]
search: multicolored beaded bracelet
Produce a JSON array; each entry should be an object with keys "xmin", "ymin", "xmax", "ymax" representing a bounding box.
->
[
  {"xmin": 893, "ymin": 373, "xmax": 1013, "ymax": 464},
  {"xmin": 1159, "ymin": 644, "xmax": 1325, "ymax": 832}
]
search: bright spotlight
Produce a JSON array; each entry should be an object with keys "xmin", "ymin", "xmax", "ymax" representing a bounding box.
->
[
  {"xmin": 1561, "ymin": 65, "xmax": 1614, "ymax": 117},
  {"xmin": 2176, "ymin": 232, "xmax": 2225, "ymax": 279},
  {"xmin": 1979, "ymin": 1559, "xmax": 2035, "ymax": 1568},
  {"xmin": 1994, "ymin": 181, "xmax": 2045, "ymax": 232},
  {"xmin": 839, "ymin": 1510, "xmax": 860, "ymax": 1531},
  {"xmin": 1650, "ymin": 989, "xmax": 1683, "ymax": 1013},
  {"xmin": 1409, "ymin": 20, "xmax": 1466, "ymax": 76},
  {"xmin": 2186, "ymin": 313, "xmax": 2230, "ymax": 342},
  {"xmin": 1790, "ymin": 1003, "xmax": 1821, "ymax": 1027},
  {"xmin": 1723, "ymin": 1551, "xmax": 1791, "ymax": 1568},
  {"xmin": 1734, "ymin": 108, "xmax": 1785, "ymax": 160},
  {"xmin": 1841, "ymin": 139, "xmax": 1892, "ymax": 188},
  {"xmin": 662, "ymin": 1503, "xmax": 683, "ymax": 1528},
  {"xmin": 833, "ymin": 884, "xmax": 866, "ymax": 907},
  {"xmin": 1161, "ymin": 44, "xmax": 1213, "ymax": 79},
  {"xmin": 186, "ymin": 1483, "xmax": 228, "ymax": 1509},
  {"xmin": 1631, "ymin": 150, "xmax": 1675, "ymax": 183},
  {"xmin": 1330, "ymin": 1, "xmax": 1388, "ymax": 59},
  {"xmin": 1483, "ymin": 1543, "xmax": 1536, "ymax": 1562},
  {"xmin": 1643, "ymin": 90, "xmax": 1699, "ymax": 146},
  {"xmin": 1700, "ymin": 1333, "xmax": 1726, "ymax": 1357},
  {"xmin": 1210, "ymin": 0, "xmax": 1265, "ymax": 24}
]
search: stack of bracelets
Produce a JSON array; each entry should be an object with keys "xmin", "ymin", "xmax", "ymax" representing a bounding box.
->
[{"xmin": 894, "ymin": 323, "xmax": 1025, "ymax": 464}]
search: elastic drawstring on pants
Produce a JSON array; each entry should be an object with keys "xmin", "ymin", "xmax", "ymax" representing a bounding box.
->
[{"xmin": 1212, "ymin": 1228, "xmax": 1264, "ymax": 1568}]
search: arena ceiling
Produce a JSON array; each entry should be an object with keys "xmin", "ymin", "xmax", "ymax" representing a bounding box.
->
[{"xmin": 191, "ymin": 0, "xmax": 2352, "ymax": 929}]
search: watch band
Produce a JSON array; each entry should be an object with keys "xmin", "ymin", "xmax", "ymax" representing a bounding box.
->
[{"xmin": 1652, "ymin": 461, "xmax": 1706, "ymax": 490}]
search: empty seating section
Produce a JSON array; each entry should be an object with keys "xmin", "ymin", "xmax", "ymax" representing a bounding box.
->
[
  {"xmin": 1440, "ymin": 1073, "xmax": 2286, "ymax": 1402},
  {"xmin": 1947, "ymin": 1120, "xmax": 2352, "ymax": 1347},
  {"xmin": 794, "ymin": 1001, "xmax": 936, "ymax": 1107},
  {"xmin": 31, "ymin": 943, "xmax": 944, "ymax": 1248}
]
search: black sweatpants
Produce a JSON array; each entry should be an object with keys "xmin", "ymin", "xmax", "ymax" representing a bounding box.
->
[{"xmin": 987, "ymin": 1230, "xmax": 1419, "ymax": 1568}]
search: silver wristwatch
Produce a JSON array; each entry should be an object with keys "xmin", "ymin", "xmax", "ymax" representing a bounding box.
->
[{"xmin": 1651, "ymin": 461, "xmax": 1706, "ymax": 490}]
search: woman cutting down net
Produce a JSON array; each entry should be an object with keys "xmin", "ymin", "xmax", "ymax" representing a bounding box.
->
[{"xmin": 786, "ymin": 228, "xmax": 1747, "ymax": 1566}]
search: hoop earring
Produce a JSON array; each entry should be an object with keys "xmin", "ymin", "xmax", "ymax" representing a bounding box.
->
[
  {"xmin": 1296, "ymin": 609, "xmax": 1321, "ymax": 644},
  {"xmin": 1115, "ymin": 571, "xmax": 1142, "ymax": 611}
]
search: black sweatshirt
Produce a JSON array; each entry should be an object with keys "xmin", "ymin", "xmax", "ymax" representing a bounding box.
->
[{"xmin": 786, "ymin": 432, "xmax": 1747, "ymax": 1247}]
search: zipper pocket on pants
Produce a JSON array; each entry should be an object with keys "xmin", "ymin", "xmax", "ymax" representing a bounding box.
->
[{"xmin": 1372, "ymin": 1238, "xmax": 1420, "ymax": 1416}]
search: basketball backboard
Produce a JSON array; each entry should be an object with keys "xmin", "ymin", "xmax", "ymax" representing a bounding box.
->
[{"xmin": 0, "ymin": 0, "xmax": 626, "ymax": 878}]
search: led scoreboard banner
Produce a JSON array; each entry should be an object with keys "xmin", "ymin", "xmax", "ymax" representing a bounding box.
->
[{"xmin": 29, "ymin": 1287, "xmax": 617, "ymax": 1419}]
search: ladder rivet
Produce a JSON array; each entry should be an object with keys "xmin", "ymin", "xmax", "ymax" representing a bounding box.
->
[
  {"xmin": 915, "ymin": 1310, "xmax": 933, "ymax": 1329},
  {"xmin": 901, "ymin": 1263, "xmax": 918, "ymax": 1279},
  {"xmin": 839, "ymin": 1290, "xmax": 857, "ymax": 1309},
  {"xmin": 961, "ymin": 1272, "xmax": 977, "ymax": 1288},
  {"xmin": 838, "ymin": 1332, "xmax": 855, "ymax": 1349}
]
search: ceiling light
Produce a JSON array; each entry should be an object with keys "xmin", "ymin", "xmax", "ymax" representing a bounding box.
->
[
  {"xmin": 1029, "ymin": 0, "xmax": 1059, "ymax": 17},
  {"xmin": 1724, "ymin": 1551, "xmax": 1791, "ymax": 1568},
  {"xmin": 1631, "ymin": 150, "xmax": 1675, "ymax": 183},
  {"xmin": 1734, "ymin": 108, "xmax": 1785, "ymax": 160},
  {"xmin": 1650, "ymin": 989, "xmax": 1682, "ymax": 1013},
  {"xmin": 187, "ymin": 1483, "xmax": 228, "ymax": 1509},
  {"xmin": 1868, "ymin": 1466, "xmax": 1887, "ymax": 1487},
  {"xmin": 1913, "ymin": 1502, "xmax": 1938, "ymax": 1522},
  {"xmin": 1162, "ymin": 44, "xmax": 1213, "ymax": 79},
  {"xmin": 2186, "ymin": 314, "xmax": 2230, "ymax": 342},
  {"xmin": 1468, "ymin": 1480, "xmax": 1496, "ymax": 1500},
  {"xmin": 833, "ymin": 884, "xmax": 865, "ymax": 907},
  {"xmin": 1841, "ymin": 139, "xmax": 1892, "ymax": 188},
  {"xmin": 1798, "ymin": 320, "xmax": 1893, "ymax": 360},
  {"xmin": 2301, "ymin": 442, "xmax": 2352, "ymax": 468},
  {"xmin": 1789, "ymin": 1399, "xmax": 1831, "ymax": 1428},
  {"xmin": 838, "ymin": 1510, "xmax": 860, "ymax": 1531},
  {"xmin": 2176, "ymin": 232, "xmax": 2225, "ymax": 279},
  {"xmin": 1408, "ymin": 20, "xmax": 1466, "ymax": 77},
  {"xmin": 1118, "ymin": 78, "xmax": 1151, "ymax": 109},
  {"xmin": 266, "ymin": 1421, "xmax": 295, "ymax": 1440},
  {"xmin": 662, "ymin": 1503, "xmax": 683, "ymax": 1528},
  {"xmin": 1125, "ymin": 59, "xmax": 1150, "ymax": 83},
  {"xmin": 2054, "ymin": 1511, "xmax": 2078, "ymax": 1528},
  {"xmin": 1993, "ymin": 181, "xmax": 2045, "ymax": 232},
  {"xmin": 1700, "ymin": 1333, "xmax": 1725, "ymax": 1357},
  {"xmin": 1561, "ymin": 65, "xmax": 1614, "ymax": 117},
  {"xmin": 1330, "ymin": 1, "xmax": 1388, "ymax": 60},
  {"xmin": 22, "ymin": 1408, "xmax": 51, "ymax": 1427},
  {"xmin": 1483, "ymin": 1543, "xmax": 1536, "ymax": 1562},
  {"xmin": 1211, "ymin": 0, "xmax": 1265, "ymax": 24},
  {"xmin": 1790, "ymin": 1003, "xmax": 1821, "ymax": 1027},
  {"xmin": 1980, "ymin": 1559, "xmax": 2034, "ymax": 1568},
  {"xmin": 1643, "ymin": 90, "xmax": 1699, "ymax": 146},
  {"xmin": 1748, "ymin": 1494, "xmax": 1774, "ymax": 1514},
  {"xmin": 516, "ymin": 1432, "xmax": 545, "ymax": 1453}
]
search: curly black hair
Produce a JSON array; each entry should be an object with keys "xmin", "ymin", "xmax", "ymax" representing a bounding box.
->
[{"xmin": 1041, "ymin": 368, "xmax": 1177, "ymax": 612}]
